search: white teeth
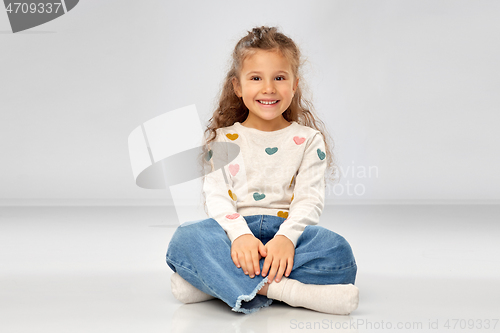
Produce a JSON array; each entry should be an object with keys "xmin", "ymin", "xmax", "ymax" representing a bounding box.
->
[{"xmin": 259, "ymin": 100, "xmax": 278, "ymax": 105}]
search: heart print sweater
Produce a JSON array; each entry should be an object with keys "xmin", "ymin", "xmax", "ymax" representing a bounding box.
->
[{"xmin": 203, "ymin": 121, "xmax": 327, "ymax": 248}]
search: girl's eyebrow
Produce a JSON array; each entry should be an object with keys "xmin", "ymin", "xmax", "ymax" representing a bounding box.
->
[{"xmin": 246, "ymin": 70, "xmax": 289, "ymax": 75}]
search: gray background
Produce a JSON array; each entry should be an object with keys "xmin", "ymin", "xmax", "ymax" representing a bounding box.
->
[
  {"xmin": 1, "ymin": 0, "xmax": 499, "ymax": 206},
  {"xmin": 1, "ymin": 2, "xmax": 499, "ymax": 331}
]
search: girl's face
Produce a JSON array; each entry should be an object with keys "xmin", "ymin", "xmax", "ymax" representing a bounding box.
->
[{"xmin": 232, "ymin": 49, "xmax": 299, "ymax": 130}]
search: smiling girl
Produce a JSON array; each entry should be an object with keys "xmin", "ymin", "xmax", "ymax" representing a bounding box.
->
[{"xmin": 166, "ymin": 26, "xmax": 359, "ymax": 315}]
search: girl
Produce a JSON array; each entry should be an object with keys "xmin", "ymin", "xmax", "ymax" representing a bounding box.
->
[{"xmin": 166, "ymin": 26, "xmax": 359, "ymax": 315}]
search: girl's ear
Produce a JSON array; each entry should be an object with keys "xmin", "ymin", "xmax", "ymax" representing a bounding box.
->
[
  {"xmin": 232, "ymin": 77, "xmax": 242, "ymax": 98},
  {"xmin": 293, "ymin": 77, "xmax": 299, "ymax": 95}
]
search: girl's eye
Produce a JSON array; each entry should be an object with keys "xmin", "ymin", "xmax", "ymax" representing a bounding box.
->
[{"xmin": 250, "ymin": 76, "xmax": 286, "ymax": 81}]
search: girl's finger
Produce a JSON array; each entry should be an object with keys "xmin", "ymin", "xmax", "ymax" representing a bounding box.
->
[
  {"xmin": 259, "ymin": 242, "xmax": 267, "ymax": 257},
  {"xmin": 285, "ymin": 257, "xmax": 293, "ymax": 277},
  {"xmin": 268, "ymin": 260, "xmax": 280, "ymax": 284},
  {"xmin": 244, "ymin": 251, "xmax": 254, "ymax": 277},
  {"xmin": 262, "ymin": 255, "xmax": 272, "ymax": 277},
  {"xmin": 238, "ymin": 252, "xmax": 249, "ymax": 274},
  {"xmin": 251, "ymin": 249, "xmax": 260, "ymax": 275},
  {"xmin": 275, "ymin": 259, "xmax": 287, "ymax": 282},
  {"xmin": 231, "ymin": 251, "xmax": 240, "ymax": 268}
]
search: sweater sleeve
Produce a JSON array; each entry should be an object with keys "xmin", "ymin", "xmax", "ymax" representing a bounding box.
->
[
  {"xmin": 274, "ymin": 132, "xmax": 327, "ymax": 247},
  {"xmin": 203, "ymin": 130, "xmax": 254, "ymax": 244}
]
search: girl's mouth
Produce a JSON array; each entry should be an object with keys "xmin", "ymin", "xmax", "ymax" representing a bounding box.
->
[{"xmin": 258, "ymin": 100, "xmax": 279, "ymax": 105}]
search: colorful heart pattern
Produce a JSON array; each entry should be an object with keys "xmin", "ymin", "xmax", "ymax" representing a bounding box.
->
[
  {"xmin": 265, "ymin": 147, "xmax": 278, "ymax": 155},
  {"xmin": 229, "ymin": 164, "xmax": 239, "ymax": 176},
  {"xmin": 253, "ymin": 192, "xmax": 265, "ymax": 201},
  {"xmin": 277, "ymin": 211, "xmax": 289, "ymax": 218},
  {"xmin": 217, "ymin": 130, "xmax": 325, "ymax": 214},
  {"xmin": 205, "ymin": 150, "xmax": 213, "ymax": 161},
  {"xmin": 228, "ymin": 190, "xmax": 237, "ymax": 201},
  {"xmin": 317, "ymin": 148, "xmax": 326, "ymax": 160},
  {"xmin": 293, "ymin": 136, "xmax": 305, "ymax": 145}
]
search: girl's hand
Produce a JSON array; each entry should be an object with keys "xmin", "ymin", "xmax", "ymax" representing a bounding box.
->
[
  {"xmin": 262, "ymin": 235, "xmax": 295, "ymax": 283},
  {"xmin": 231, "ymin": 234, "xmax": 267, "ymax": 278}
]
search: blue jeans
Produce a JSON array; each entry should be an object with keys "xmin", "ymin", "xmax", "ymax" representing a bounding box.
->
[{"xmin": 166, "ymin": 215, "xmax": 357, "ymax": 314}]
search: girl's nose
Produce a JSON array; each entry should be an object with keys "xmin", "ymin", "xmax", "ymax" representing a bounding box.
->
[{"xmin": 262, "ymin": 80, "xmax": 276, "ymax": 94}]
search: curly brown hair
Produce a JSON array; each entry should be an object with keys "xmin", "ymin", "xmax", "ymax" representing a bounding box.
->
[{"xmin": 198, "ymin": 26, "xmax": 339, "ymax": 216}]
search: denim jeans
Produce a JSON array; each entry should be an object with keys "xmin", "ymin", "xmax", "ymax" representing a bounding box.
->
[{"xmin": 166, "ymin": 214, "xmax": 357, "ymax": 314}]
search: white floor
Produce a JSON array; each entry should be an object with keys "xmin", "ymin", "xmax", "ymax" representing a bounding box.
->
[{"xmin": 1, "ymin": 205, "xmax": 499, "ymax": 333}]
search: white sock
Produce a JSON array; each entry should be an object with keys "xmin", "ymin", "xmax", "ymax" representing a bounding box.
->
[
  {"xmin": 170, "ymin": 272, "xmax": 215, "ymax": 304},
  {"xmin": 266, "ymin": 276, "xmax": 359, "ymax": 315}
]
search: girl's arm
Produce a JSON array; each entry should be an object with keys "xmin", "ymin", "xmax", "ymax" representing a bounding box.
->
[
  {"xmin": 262, "ymin": 131, "xmax": 327, "ymax": 283},
  {"xmin": 203, "ymin": 168, "xmax": 253, "ymax": 241},
  {"xmin": 204, "ymin": 131, "xmax": 265, "ymax": 278},
  {"xmin": 273, "ymin": 132, "xmax": 328, "ymax": 247},
  {"xmin": 203, "ymin": 130, "xmax": 253, "ymax": 243}
]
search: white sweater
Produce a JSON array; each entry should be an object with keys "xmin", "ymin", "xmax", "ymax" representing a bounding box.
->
[{"xmin": 203, "ymin": 121, "xmax": 327, "ymax": 247}]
